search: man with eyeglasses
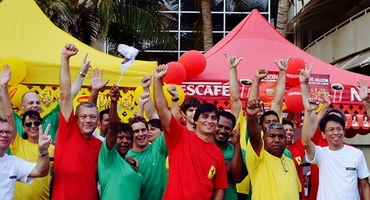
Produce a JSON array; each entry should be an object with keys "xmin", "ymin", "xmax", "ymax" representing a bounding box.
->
[
  {"xmin": 245, "ymin": 99, "xmax": 301, "ymax": 200},
  {"xmin": 126, "ymin": 116, "xmax": 168, "ymax": 200},
  {"xmin": 0, "ymin": 118, "xmax": 52, "ymax": 199},
  {"xmin": 51, "ymin": 44, "xmax": 103, "ymax": 200},
  {"xmin": 302, "ymin": 98, "xmax": 370, "ymax": 200}
]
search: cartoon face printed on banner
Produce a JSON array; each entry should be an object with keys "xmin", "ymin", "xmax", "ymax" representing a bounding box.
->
[
  {"xmin": 121, "ymin": 94, "xmax": 135, "ymax": 110},
  {"xmin": 98, "ymin": 93, "xmax": 108, "ymax": 107},
  {"xmin": 40, "ymin": 88, "xmax": 54, "ymax": 104}
]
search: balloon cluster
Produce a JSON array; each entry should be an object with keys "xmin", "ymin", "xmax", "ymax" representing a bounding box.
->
[{"xmin": 163, "ymin": 50, "xmax": 207, "ymax": 85}]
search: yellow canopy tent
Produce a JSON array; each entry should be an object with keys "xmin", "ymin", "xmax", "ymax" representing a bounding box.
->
[{"xmin": 0, "ymin": 0, "xmax": 157, "ymax": 88}]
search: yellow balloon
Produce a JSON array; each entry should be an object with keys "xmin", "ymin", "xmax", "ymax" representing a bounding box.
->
[
  {"xmin": 0, "ymin": 57, "xmax": 27, "ymax": 85},
  {"xmin": 8, "ymin": 84, "xmax": 29, "ymax": 107}
]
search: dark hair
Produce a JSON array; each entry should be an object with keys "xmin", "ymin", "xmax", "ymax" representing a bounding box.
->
[
  {"xmin": 148, "ymin": 119, "xmax": 162, "ymax": 131},
  {"xmin": 119, "ymin": 122, "xmax": 133, "ymax": 140},
  {"xmin": 75, "ymin": 102, "xmax": 98, "ymax": 118},
  {"xmin": 128, "ymin": 116, "xmax": 148, "ymax": 129},
  {"xmin": 324, "ymin": 108, "xmax": 345, "ymax": 120},
  {"xmin": 181, "ymin": 97, "xmax": 201, "ymax": 114},
  {"xmin": 259, "ymin": 110, "xmax": 279, "ymax": 126},
  {"xmin": 219, "ymin": 111, "xmax": 236, "ymax": 129},
  {"xmin": 319, "ymin": 114, "xmax": 345, "ymax": 132},
  {"xmin": 22, "ymin": 111, "xmax": 42, "ymax": 139},
  {"xmin": 99, "ymin": 109, "xmax": 110, "ymax": 123},
  {"xmin": 194, "ymin": 103, "xmax": 219, "ymax": 122},
  {"xmin": 282, "ymin": 119, "xmax": 294, "ymax": 128},
  {"xmin": 264, "ymin": 122, "xmax": 285, "ymax": 135}
]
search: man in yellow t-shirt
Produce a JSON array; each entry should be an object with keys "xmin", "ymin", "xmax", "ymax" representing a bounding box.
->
[{"xmin": 245, "ymin": 99, "xmax": 301, "ymax": 200}]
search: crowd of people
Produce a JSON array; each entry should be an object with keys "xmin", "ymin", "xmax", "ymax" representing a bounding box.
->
[{"xmin": 0, "ymin": 43, "xmax": 369, "ymax": 200}]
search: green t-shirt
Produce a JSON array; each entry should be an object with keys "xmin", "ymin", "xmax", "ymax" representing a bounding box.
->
[
  {"xmin": 98, "ymin": 140, "xmax": 143, "ymax": 200},
  {"xmin": 126, "ymin": 134, "xmax": 168, "ymax": 200},
  {"xmin": 222, "ymin": 143, "xmax": 247, "ymax": 200},
  {"xmin": 14, "ymin": 104, "xmax": 60, "ymax": 144}
]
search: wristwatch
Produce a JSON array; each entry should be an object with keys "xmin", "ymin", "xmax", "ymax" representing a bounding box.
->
[
  {"xmin": 79, "ymin": 71, "xmax": 86, "ymax": 77},
  {"xmin": 38, "ymin": 152, "xmax": 49, "ymax": 157},
  {"xmin": 172, "ymin": 97, "xmax": 180, "ymax": 102}
]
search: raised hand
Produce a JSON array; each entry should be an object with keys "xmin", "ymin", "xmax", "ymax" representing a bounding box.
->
[
  {"xmin": 229, "ymin": 123, "xmax": 240, "ymax": 146},
  {"xmin": 299, "ymin": 63, "xmax": 313, "ymax": 84},
  {"xmin": 139, "ymin": 92, "xmax": 151, "ymax": 106},
  {"xmin": 109, "ymin": 85, "xmax": 120, "ymax": 102},
  {"xmin": 355, "ymin": 79, "xmax": 370, "ymax": 102},
  {"xmin": 320, "ymin": 88, "xmax": 331, "ymax": 105},
  {"xmin": 0, "ymin": 64, "xmax": 11, "ymax": 86},
  {"xmin": 274, "ymin": 57, "xmax": 291, "ymax": 71},
  {"xmin": 62, "ymin": 44, "xmax": 79, "ymax": 58},
  {"xmin": 306, "ymin": 98, "xmax": 320, "ymax": 112},
  {"xmin": 141, "ymin": 75, "xmax": 152, "ymax": 90},
  {"xmin": 246, "ymin": 99, "xmax": 264, "ymax": 116},
  {"xmin": 254, "ymin": 69, "xmax": 268, "ymax": 80},
  {"xmin": 153, "ymin": 64, "xmax": 168, "ymax": 79},
  {"xmin": 224, "ymin": 53, "xmax": 243, "ymax": 69},
  {"xmin": 80, "ymin": 53, "xmax": 92, "ymax": 75},
  {"xmin": 167, "ymin": 85, "xmax": 178, "ymax": 98},
  {"xmin": 38, "ymin": 124, "xmax": 52, "ymax": 154},
  {"xmin": 90, "ymin": 67, "xmax": 109, "ymax": 91}
]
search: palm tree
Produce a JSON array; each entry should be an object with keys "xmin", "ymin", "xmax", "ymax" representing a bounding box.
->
[{"xmin": 276, "ymin": 0, "xmax": 292, "ymax": 37}]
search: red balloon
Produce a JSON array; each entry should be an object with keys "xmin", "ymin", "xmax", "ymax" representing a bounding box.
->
[
  {"xmin": 163, "ymin": 62, "xmax": 186, "ymax": 85},
  {"xmin": 178, "ymin": 50, "xmax": 207, "ymax": 78},
  {"xmin": 285, "ymin": 87, "xmax": 304, "ymax": 113},
  {"xmin": 286, "ymin": 57, "xmax": 305, "ymax": 87}
]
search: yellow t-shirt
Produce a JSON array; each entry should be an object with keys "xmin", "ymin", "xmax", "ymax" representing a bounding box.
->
[
  {"xmin": 246, "ymin": 140, "xmax": 301, "ymax": 200},
  {"xmin": 10, "ymin": 133, "xmax": 55, "ymax": 200},
  {"xmin": 235, "ymin": 112, "xmax": 250, "ymax": 194}
]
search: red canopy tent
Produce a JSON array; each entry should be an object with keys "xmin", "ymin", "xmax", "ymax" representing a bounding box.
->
[{"xmin": 181, "ymin": 9, "xmax": 370, "ymax": 137}]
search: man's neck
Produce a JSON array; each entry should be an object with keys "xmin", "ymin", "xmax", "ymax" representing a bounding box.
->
[
  {"xmin": 215, "ymin": 140, "xmax": 228, "ymax": 150},
  {"xmin": 328, "ymin": 143, "xmax": 344, "ymax": 151},
  {"xmin": 82, "ymin": 133, "xmax": 92, "ymax": 140},
  {"xmin": 132, "ymin": 144, "xmax": 149, "ymax": 152},
  {"xmin": 186, "ymin": 123, "xmax": 195, "ymax": 131},
  {"xmin": 195, "ymin": 132, "xmax": 213, "ymax": 143}
]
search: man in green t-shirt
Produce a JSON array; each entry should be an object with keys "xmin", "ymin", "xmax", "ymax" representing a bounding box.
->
[
  {"xmin": 213, "ymin": 110, "xmax": 247, "ymax": 200},
  {"xmin": 126, "ymin": 116, "xmax": 168, "ymax": 200}
]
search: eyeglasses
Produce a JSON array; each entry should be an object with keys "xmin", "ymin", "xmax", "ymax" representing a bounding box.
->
[
  {"xmin": 324, "ymin": 126, "xmax": 344, "ymax": 133},
  {"xmin": 281, "ymin": 157, "xmax": 289, "ymax": 172},
  {"xmin": 24, "ymin": 120, "xmax": 42, "ymax": 128},
  {"xmin": 0, "ymin": 130, "xmax": 12, "ymax": 135}
]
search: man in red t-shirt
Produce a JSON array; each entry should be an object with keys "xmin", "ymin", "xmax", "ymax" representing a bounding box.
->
[
  {"xmin": 52, "ymin": 44, "xmax": 102, "ymax": 200},
  {"xmin": 153, "ymin": 64, "xmax": 228, "ymax": 199}
]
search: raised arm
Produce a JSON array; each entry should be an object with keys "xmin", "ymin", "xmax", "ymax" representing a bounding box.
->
[
  {"xmin": 249, "ymin": 69, "xmax": 268, "ymax": 101},
  {"xmin": 140, "ymin": 75, "xmax": 159, "ymax": 119},
  {"xmin": 167, "ymin": 85, "xmax": 180, "ymax": 120},
  {"xmin": 71, "ymin": 53, "xmax": 91, "ymax": 99},
  {"xmin": 301, "ymin": 98, "xmax": 319, "ymax": 161},
  {"xmin": 59, "ymin": 44, "xmax": 78, "ymax": 122},
  {"xmin": 228, "ymin": 123, "xmax": 248, "ymax": 183},
  {"xmin": 225, "ymin": 53, "xmax": 243, "ymax": 118},
  {"xmin": 29, "ymin": 124, "xmax": 51, "ymax": 178},
  {"xmin": 317, "ymin": 89, "xmax": 331, "ymax": 122},
  {"xmin": 0, "ymin": 64, "xmax": 16, "ymax": 142},
  {"xmin": 88, "ymin": 67, "xmax": 109, "ymax": 105},
  {"xmin": 356, "ymin": 79, "xmax": 370, "ymax": 117},
  {"xmin": 106, "ymin": 85, "xmax": 120, "ymax": 150},
  {"xmin": 246, "ymin": 99, "xmax": 264, "ymax": 156},
  {"xmin": 137, "ymin": 92, "xmax": 150, "ymax": 117},
  {"xmin": 270, "ymin": 57, "xmax": 289, "ymax": 118},
  {"xmin": 153, "ymin": 64, "xmax": 171, "ymax": 132},
  {"xmin": 299, "ymin": 63, "xmax": 313, "ymax": 108}
]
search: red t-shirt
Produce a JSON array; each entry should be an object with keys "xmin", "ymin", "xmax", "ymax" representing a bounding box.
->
[
  {"xmin": 163, "ymin": 115, "xmax": 228, "ymax": 199},
  {"xmin": 52, "ymin": 111, "xmax": 102, "ymax": 200}
]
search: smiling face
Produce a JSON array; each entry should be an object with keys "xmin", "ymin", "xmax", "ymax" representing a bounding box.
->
[
  {"xmin": 116, "ymin": 131, "xmax": 132, "ymax": 157},
  {"xmin": 148, "ymin": 124, "xmax": 161, "ymax": 143},
  {"xmin": 214, "ymin": 116, "xmax": 233, "ymax": 146},
  {"xmin": 23, "ymin": 115, "xmax": 41, "ymax": 142},
  {"xmin": 131, "ymin": 122, "xmax": 149, "ymax": 151},
  {"xmin": 76, "ymin": 106, "xmax": 99, "ymax": 136},
  {"xmin": 21, "ymin": 92, "xmax": 41, "ymax": 113},
  {"xmin": 195, "ymin": 111, "xmax": 218, "ymax": 136},
  {"xmin": 322, "ymin": 120, "xmax": 344, "ymax": 150},
  {"xmin": 283, "ymin": 124, "xmax": 294, "ymax": 148}
]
